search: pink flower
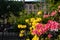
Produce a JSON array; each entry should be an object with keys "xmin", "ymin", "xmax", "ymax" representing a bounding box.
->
[
  {"xmin": 43, "ymin": 14, "xmax": 50, "ymax": 18},
  {"xmin": 32, "ymin": 29, "xmax": 43, "ymax": 36},
  {"xmin": 36, "ymin": 23, "xmax": 43, "ymax": 29},
  {"xmin": 32, "ymin": 23, "xmax": 45, "ymax": 36},
  {"xmin": 48, "ymin": 34, "xmax": 52, "ymax": 38},
  {"xmin": 32, "ymin": 29, "xmax": 37, "ymax": 35},
  {"xmin": 47, "ymin": 20, "xmax": 59, "ymax": 31},
  {"xmin": 44, "ymin": 24, "xmax": 50, "ymax": 32},
  {"xmin": 50, "ymin": 10, "xmax": 57, "ymax": 16},
  {"xmin": 48, "ymin": 20, "xmax": 53, "ymax": 23}
]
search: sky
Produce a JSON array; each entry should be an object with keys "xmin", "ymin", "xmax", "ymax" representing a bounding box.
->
[
  {"xmin": 13, "ymin": 0, "xmax": 39, "ymax": 1},
  {"xmin": 8, "ymin": 0, "xmax": 41, "ymax": 2},
  {"xmin": 25, "ymin": 0, "xmax": 38, "ymax": 1}
]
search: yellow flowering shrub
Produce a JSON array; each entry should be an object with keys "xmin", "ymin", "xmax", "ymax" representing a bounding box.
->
[
  {"xmin": 25, "ymin": 17, "xmax": 42, "ymax": 31},
  {"xmin": 17, "ymin": 10, "xmax": 43, "ymax": 39},
  {"xmin": 18, "ymin": 24, "xmax": 26, "ymax": 37}
]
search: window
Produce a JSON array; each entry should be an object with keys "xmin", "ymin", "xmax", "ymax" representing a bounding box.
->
[{"xmin": 29, "ymin": 4, "xmax": 32, "ymax": 10}]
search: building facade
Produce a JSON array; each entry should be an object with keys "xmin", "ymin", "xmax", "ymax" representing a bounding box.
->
[
  {"xmin": 24, "ymin": 2, "xmax": 46, "ymax": 14},
  {"xmin": 24, "ymin": 0, "xmax": 47, "ymax": 14}
]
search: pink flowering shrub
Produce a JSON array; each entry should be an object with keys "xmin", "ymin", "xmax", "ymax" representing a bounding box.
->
[{"xmin": 32, "ymin": 20, "xmax": 59, "ymax": 36}]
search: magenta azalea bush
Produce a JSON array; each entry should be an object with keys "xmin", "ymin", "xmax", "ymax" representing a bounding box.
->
[{"xmin": 32, "ymin": 20, "xmax": 59, "ymax": 36}]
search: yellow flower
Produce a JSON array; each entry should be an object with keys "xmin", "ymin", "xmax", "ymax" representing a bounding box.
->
[
  {"xmin": 32, "ymin": 35, "xmax": 39, "ymax": 40},
  {"xmin": 19, "ymin": 33, "xmax": 24, "ymax": 37},
  {"xmin": 32, "ymin": 22, "xmax": 39, "ymax": 26},
  {"xmin": 26, "ymin": 38, "xmax": 30, "ymax": 40},
  {"xmin": 33, "ymin": 20, "xmax": 37, "ymax": 23},
  {"xmin": 30, "ymin": 18, "xmax": 35, "ymax": 22},
  {"xmin": 21, "ymin": 25, "xmax": 27, "ymax": 28},
  {"xmin": 18, "ymin": 24, "xmax": 22, "ymax": 28},
  {"xmin": 20, "ymin": 30, "xmax": 25, "ymax": 33},
  {"xmin": 18, "ymin": 24, "xmax": 27, "ymax": 29},
  {"xmin": 28, "ymin": 23, "xmax": 32, "ymax": 25},
  {"xmin": 32, "ymin": 26, "xmax": 36, "ymax": 29},
  {"xmin": 25, "ymin": 19, "xmax": 29, "ymax": 23},
  {"xmin": 32, "ymin": 22, "xmax": 36, "ymax": 26},
  {"xmin": 30, "ymin": 27, "xmax": 33, "ymax": 30},
  {"xmin": 36, "ymin": 18, "xmax": 42, "ymax": 22},
  {"xmin": 37, "ymin": 11, "xmax": 42, "ymax": 15}
]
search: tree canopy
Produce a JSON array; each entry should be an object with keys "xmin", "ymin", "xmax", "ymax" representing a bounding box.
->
[{"xmin": 0, "ymin": 1, "xmax": 24, "ymax": 17}]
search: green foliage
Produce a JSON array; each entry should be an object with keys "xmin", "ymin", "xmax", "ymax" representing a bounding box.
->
[
  {"xmin": 46, "ymin": 0, "xmax": 60, "ymax": 13},
  {"xmin": 0, "ymin": 1, "xmax": 24, "ymax": 17}
]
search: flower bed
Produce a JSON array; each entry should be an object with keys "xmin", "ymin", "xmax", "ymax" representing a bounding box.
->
[{"xmin": 16, "ymin": 6, "xmax": 60, "ymax": 40}]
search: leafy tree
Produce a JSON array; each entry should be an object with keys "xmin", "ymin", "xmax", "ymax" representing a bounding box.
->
[
  {"xmin": 0, "ymin": 1, "xmax": 24, "ymax": 31},
  {"xmin": 0, "ymin": 1, "xmax": 24, "ymax": 17}
]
